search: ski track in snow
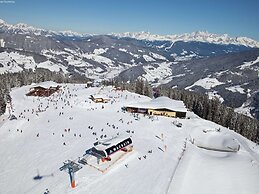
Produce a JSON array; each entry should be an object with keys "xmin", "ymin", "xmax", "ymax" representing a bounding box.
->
[
  {"xmin": 230, "ymin": 132, "xmax": 259, "ymax": 164},
  {"xmin": 165, "ymin": 138, "xmax": 188, "ymax": 194}
]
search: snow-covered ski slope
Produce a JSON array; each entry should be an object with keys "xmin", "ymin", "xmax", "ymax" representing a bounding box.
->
[{"xmin": 0, "ymin": 82, "xmax": 259, "ymax": 194}]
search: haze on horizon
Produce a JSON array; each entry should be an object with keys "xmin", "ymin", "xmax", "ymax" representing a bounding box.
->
[{"xmin": 0, "ymin": 0, "xmax": 258, "ymax": 41}]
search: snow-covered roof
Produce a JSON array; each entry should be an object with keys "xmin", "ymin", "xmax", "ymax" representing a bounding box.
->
[
  {"xmin": 91, "ymin": 94, "xmax": 109, "ymax": 99},
  {"xmin": 30, "ymin": 81, "xmax": 59, "ymax": 88},
  {"xmin": 126, "ymin": 96, "xmax": 187, "ymax": 112},
  {"xmin": 94, "ymin": 135, "xmax": 132, "ymax": 150},
  {"xmin": 193, "ymin": 130, "xmax": 240, "ymax": 152}
]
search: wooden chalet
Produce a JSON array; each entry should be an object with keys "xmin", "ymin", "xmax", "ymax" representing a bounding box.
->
[
  {"xmin": 89, "ymin": 95, "xmax": 110, "ymax": 103},
  {"xmin": 125, "ymin": 96, "xmax": 187, "ymax": 118},
  {"xmin": 86, "ymin": 81, "xmax": 93, "ymax": 88},
  {"xmin": 26, "ymin": 85, "xmax": 61, "ymax": 97}
]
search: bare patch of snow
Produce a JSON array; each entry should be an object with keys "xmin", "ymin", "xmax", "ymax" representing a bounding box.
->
[
  {"xmin": 226, "ymin": 85, "xmax": 245, "ymax": 94},
  {"xmin": 83, "ymin": 53, "xmax": 114, "ymax": 66},
  {"xmin": 143, "ymin": 55, "xmax": 155, "ymax": 62},
  {"xmin": 239, "ymin": 56, "xmax": 259, "ymax": 70},
  {"xmin": 149, "ymin": 52, "xmax": 167, "ymax": 61},
  {"xmin": 37, "ymin": 61, "xmax": 68, "ymax": 73},
  {"xmin": 93, "ymin": 48, "xmax": 108, "ymax": 55},
  {"xmin": 207, "ymin": 91, "xmax": 224, "ymax": 102},
  {"xmin": 186, "ymin": 77, "xmax": 224, "ymax": 90},
  {"xmin": 0, "ymin": 39, "xmax": 5, "ymax": 47},
  {"xmin": 119, "ymin": 48, "xmax": 127, "ymax": 52},
  {"xmin": 235, "ymin": 100, "xmax": 253, "ymax": 118},
  {"xmin": 0, "ymin": 51, "xmax": 35, "ymax": 74},
  {"xmin": 142, "ymin": 62, "xmax": 172, "ymax": 83}
]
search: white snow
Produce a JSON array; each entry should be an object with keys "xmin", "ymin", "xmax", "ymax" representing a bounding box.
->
[
  {"xmin": 0, "ymin": 51, "xmax": 36, "ymax": 74},
  {"xmin": 151, "ymin": 73, "xmax": 185, "ymax": 87},
  {"xmin": 0, "ymin": 83, "xmax": 259, "ymax": 194},
  {"xmin": 65, "ymin": 55, "xmax": 91, "ymax": 67},
  {"xmin": 119, "ymin": 48, "xmax": 127, "ymax": 52},
  {"xmin": 41, "ymin": 49, "xmax": 67, "ymax": 59},
  {"xmin": 214, "ymin": 69, "xmax": 229, "ymax": 76},
  {"xmin": 174, "ymin": 53, "xmax": 198, "ymax": 62},
  {"xmin": 126, "ymin": 96, "xmax": 187, "ymax": 113},
  {"xmin": 142, "ymin": 62, "xmax": 172, "ymax": 83},
  {"xmin": 143, "ymin": 55, "xmax": 155, "ymax": 62},
  {"xmin": 239, "ymin": 56, "xmax": 259, "ymax": 70},
  {"xmin": 180, "ymin": 49, "xmax": 188, "ymax": 55},
  {"xmin": 226, "ymin": 85, "xmax": 246, "ymax": 94},
  {"xmin": 93, "ymin": 48, "xmax": 108, "ymax": 55},
  {"xmin": 0, "ymin": 39, "xmax": 5, "ymax": 47},
  {"xmin": 207, "ymin": 91, "xmax": 224, "ymax": 102},
  {"xmin": 165, "ymin": 42, "xmax": 174, "ymax": 50},
  {"xmin": 37, "ymin": 61, "xmax": 68, "ymax": 73},
  {"xmin": 129, "ymin": 52, "xmax": 140, "ymax": 58},
  {"xmin": 94, "ymin": 67, "xmax": 104, "ymax": 73},
  {"xmin": 0, "ymin": 19, "xmax": 88, "ymax": 38},
  {"xmin": 193, "ymin": 129, "xmax": 240, "ymax": 152},
  {"xmin": 235, "ymin": 100, "xmax": 253, "ymax": 118},
  {"xmin": 0, "ymin": 51, "xmax": 70, "ymax": 74},
  {"xmin": 64, "ymin": 48, "xmax": 79, "ymax": 55},
  {"xmin": 40, "ymin": 48, "xmax": 135, "ymax": 79},
  {"xmin": 58, "ymin": 30, "xmax": 84, "ymax": 37},
  {"xmin": 186, "ymin": 77, "xmax": 225, "ymax": 90},
  {"xmin": 149, "ymin": 52, "xmax": 168, "ymax": 61},
  {"xmin": 112, "ymin": 31, "xmax": 259, "ymax": 48},
  {"xmin": 83, "ymin": 53, "xmax": 114, "ymax": 66}
]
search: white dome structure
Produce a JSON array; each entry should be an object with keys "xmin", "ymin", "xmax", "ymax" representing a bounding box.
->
[{"xmin": 194, "ymin": 130, "xmax": 240, "ymax": 152}]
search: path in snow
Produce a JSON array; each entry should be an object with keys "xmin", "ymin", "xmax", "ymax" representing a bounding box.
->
[
  {"xmin": 165, "ymin": 138, "xmax": 188, "ymax": 194},
  {"xmin": 230, "ymin": 132, "xmax": 259, "ymax": 163}
]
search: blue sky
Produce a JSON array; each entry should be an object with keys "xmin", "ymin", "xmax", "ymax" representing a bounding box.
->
[{"xmin": 0, "ymin": 0, "xmax": 259, "ymax": 40}]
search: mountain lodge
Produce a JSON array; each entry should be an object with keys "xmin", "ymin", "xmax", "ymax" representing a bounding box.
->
[
  {"xmin": 89, "ymin": 95, "xmax": 110, "ymax": 103},
  {"xmin": 124, "ymin": 96, "xmax": 187, "ymax": 118},
  {"xmin": 26, "ymin": 85, "xmax": 61, "ymax": 97}
]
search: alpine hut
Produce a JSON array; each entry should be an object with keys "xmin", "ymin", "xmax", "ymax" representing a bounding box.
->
[
  {"xmin": 26, "ymin": 85, "xmax": 61, "ymax": 97},
  {"xmin": 89, "ymin": 95, "xmax": 110, "ymax": 103},
  {"xmin": 124, "ymin": 96, "xmax": 187, "ymax": 118}
]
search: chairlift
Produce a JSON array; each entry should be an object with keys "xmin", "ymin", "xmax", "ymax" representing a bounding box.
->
[
  {"xmin": 33, "ymin": 169, "xmax": 43, "ymax": 180},
  {"xmin": 9, "ymin": 114, "xmax": 17, "ymax": 120}
]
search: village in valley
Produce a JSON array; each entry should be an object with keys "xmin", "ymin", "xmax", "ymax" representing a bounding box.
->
[{"xmin": 0, "ymin": 81, "xmax": 259, "ymax": 194}]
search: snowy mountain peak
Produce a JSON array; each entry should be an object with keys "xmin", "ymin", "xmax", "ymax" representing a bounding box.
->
[
  {"xmin": 58, "ymin": 30, "xmax": 84, "ymax": 37},
  {"xmin": 1, "ymin": 19, "xmax": 258, "ymax": 47},
  {"xmin": 14, "ymin": 23, "xmax": 30, "ymax": 28},
  {"xmin": 0, "ymin": 19, "xmax": 5, "ymax": 24},
  {"xmin": 112, "ymin": 31, "xmax": 259, "ymax": 48},
  {"xmin": 0, "ymin": 19, "xmax": 86, "ymax": 38}
]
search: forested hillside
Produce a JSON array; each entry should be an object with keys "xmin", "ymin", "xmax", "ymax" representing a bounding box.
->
[{"xmin": 109, "ymin": 79, "xmax": 259, "ymax": 143}]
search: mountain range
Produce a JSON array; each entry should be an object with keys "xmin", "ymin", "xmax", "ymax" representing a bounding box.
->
[
  {"xmin": 113, "ymin": 31, "xmax": 259, "ymax": 48},
  {"xmin": 0, "ymin": 19, "xmax": 258, "ymax": 119}
]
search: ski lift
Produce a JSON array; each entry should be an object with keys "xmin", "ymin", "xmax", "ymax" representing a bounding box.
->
[
  {"xmin": 33, "ymin": 169, "xmax": 43, "ymax": 180},
  {"xmin": 9, "ymin": 114, "xmax": 17, "ymax": 120},
  {"xmin": 59, "ymin": 160, "xmax": 82, "ymax": 188}
]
